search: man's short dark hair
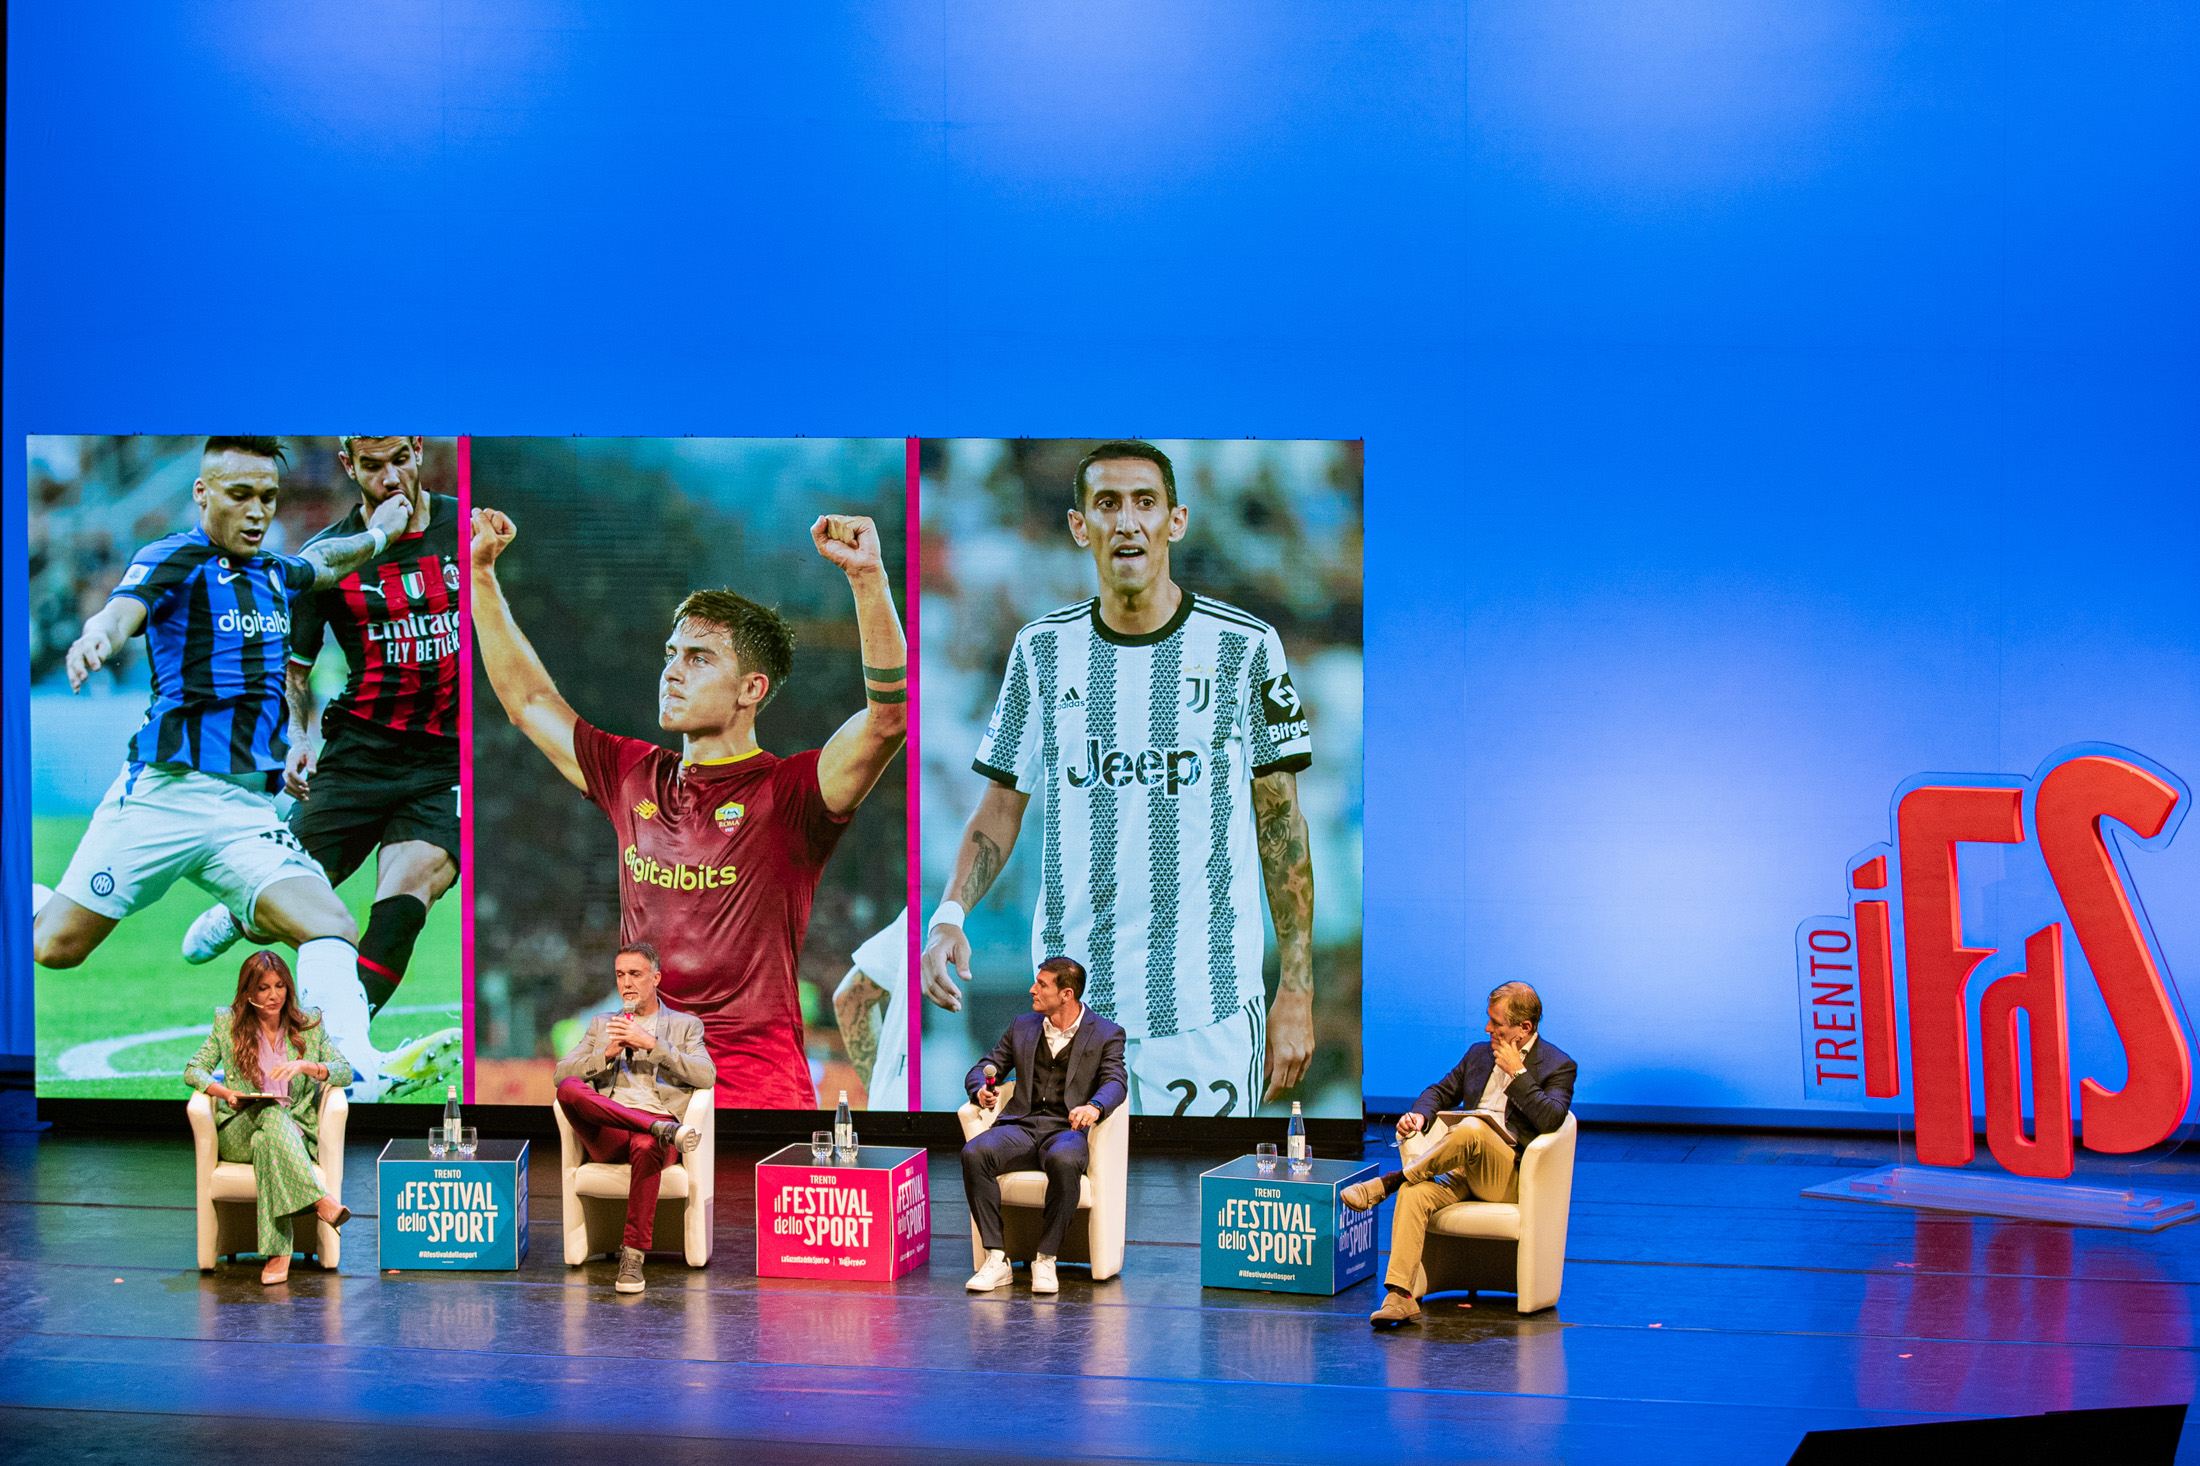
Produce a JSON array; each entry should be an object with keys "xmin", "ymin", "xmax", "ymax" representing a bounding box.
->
[
  {"xmin": 1072, "ymin": 440, "xmax": 1176, "ymax": 511},
  {"xmin": 616, "ymin": 941, "xmax": 661, "ymax": 972},
  {"xmin": 671, "ymin": 589, "xmax": 796, "ymax": 709},
  {"xmin": 202, "ymin": 436, "xmax": 287, "ymax": 468},
  {"xmin": 1037, "ymin": 955, "xmax": 1087, "ymax": 1000},
  {"xmin": 1489, "ymin": 981, "xmax": 1541, "ymax": 1030}
]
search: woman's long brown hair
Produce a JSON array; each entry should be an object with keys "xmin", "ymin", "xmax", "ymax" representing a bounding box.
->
[{"xmin": 228, "ymin": 950, "xmax": 321, "ymax": 1093}]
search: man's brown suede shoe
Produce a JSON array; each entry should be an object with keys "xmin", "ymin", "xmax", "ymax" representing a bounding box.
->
[
  {"xmin": 1341, "ymin": 1179, "xmax": 1388, "ymax": 1212},
  {"xmin": 1370, "ymin": 1291, "xmax": 1423, "ymax": 1327}
]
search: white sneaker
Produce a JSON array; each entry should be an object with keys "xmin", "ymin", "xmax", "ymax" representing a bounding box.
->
[
  {"xmin": 966, "ymin": 1249, "xmax": 1012, "ymax": 1292},
  {"xmin": 1031, "ymin": 1255, "xmax": 1059, "ymax": 1294},
  {"xmin": 181, "ymin": 904, "xmax": 246, "ymax": 965}
]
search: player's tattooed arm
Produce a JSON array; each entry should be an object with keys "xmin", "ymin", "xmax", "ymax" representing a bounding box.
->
[
  {"xmin": 921, "ymin": 783, "xmax": 1032, "ymax": 1012},
  {"xmin": 282, "ymin": 661, "xmax": 321, "ymax": 800},
  {"xmin": 64, "ymin": 596, "xmax": 149, "ymax": 692},
  {"xmin": 1254, "ymin": 770, "xmax": 1317, "ymax": 1099},
  {"xmin": 813, "ymin": 514, "xmax": 909, "ymax": 815},
  {"xmin": 833, "ymin": 968, "xmax": 889, "ymax": 1089},
  {"xmin": 468, "ymin": 508, "xmax": 586, "ymax": 790},
  {"xmin": 302, "ymin": 489, "xmax": 412, "ymax": 590}
]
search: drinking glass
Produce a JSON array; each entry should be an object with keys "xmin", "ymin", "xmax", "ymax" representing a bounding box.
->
[
  {"xmin": 427, "ymin": 1129, "xmax": 449, "ymax": 1159},
  {"xmin": 457, "ymin": 1126, "xmax": 479, "ymax": 1158},
  {"xmin": 1255, "ymin": 1143, "xmax": 1278, "ymax": 1174},
  {"xmin": 812, "ymin": 1130, "xmax": 833, "ymax": 1163},
  {"xmin": 1289, "ymin": 1151, "xmax": 1313, "ymax": 1176},
  {"xmin": 836, "ymin": 1130, "xmax": 860, "ymax": 1163}
]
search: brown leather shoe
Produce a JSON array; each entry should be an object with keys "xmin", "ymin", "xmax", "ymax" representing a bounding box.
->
[
  {"xmin": 1341, "ymin": 1179, "xmax": 1388, "ymax": 1212},
  {"xmin": 1370, "ymin": 1291, "xmax": 1423, "ymax": 1327}
]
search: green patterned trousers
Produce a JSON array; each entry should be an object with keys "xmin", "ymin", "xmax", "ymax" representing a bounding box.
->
[{"xmin": 216, "ymin": 1104, "xmax": 326, "ymax": 1257}]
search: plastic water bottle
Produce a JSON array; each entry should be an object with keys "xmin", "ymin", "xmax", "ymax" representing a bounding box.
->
[
  {"xmin": 443, "ymin": 1084, "xmax": 461, "ymax": 1145},
  {"xmin": 835, "ymin": 1091, "xmax": 853, "ymax": 1153},
  {"xmin": 1287, "ymin": 1101, "xmax": 1307, "ymax": 1165}
]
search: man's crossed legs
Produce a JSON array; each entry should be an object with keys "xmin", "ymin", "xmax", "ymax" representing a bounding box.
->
[
  {"xmin": 555, "ymin": 1078, "xmax": 697, "ymax": 1294},
  {"xmin": 1343, "ymin": 1117, "xmax": 1518, "ymax": 1326}
]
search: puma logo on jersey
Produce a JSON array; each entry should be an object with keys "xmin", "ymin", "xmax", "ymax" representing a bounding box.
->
[{"xmin": 1065, "ymin": 739, "xmax": 1204, "ymax": 795}]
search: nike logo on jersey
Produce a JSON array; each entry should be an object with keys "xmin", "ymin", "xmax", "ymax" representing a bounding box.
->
[
  {"xmin": 1065, "ymin": 739, "xmax": 1204, "ymax": 795},
  {"xmin": 217, "ymin": 570, "xmax": 243, "ymax": 585}
]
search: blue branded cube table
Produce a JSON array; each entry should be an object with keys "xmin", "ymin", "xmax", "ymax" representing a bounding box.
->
[
  {"xmin": 378, "ymin": 1138, "xmax": 530, "ymax": 1270},
  {"xmin": 1200, "ymin": 1155, "xmax": 1380, "ymax": 1294}
]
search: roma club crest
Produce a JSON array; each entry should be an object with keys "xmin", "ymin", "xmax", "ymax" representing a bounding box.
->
[
  {"xmin": 714, "ymin": 801, "xmax": 746, "ymax": 835},
  {"xmin": 1795, "ymin": 743, "xmax": 2191, "ymax": 1179}
]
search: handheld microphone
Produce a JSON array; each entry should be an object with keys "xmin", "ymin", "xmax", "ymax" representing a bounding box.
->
[{"xmin": 982, "ymin": 1062, "xmax": 997, "ymax": 1085}]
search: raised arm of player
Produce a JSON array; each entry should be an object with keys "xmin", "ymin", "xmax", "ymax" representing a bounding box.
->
[
  {"xmin": 811, "ymin": 514, "xmax": 908, "ymax": 817},
  {"xmin": 64, "ymin": 596, "xmax": 150, "ymax": 692},
  {"xmin": 919, "ymin": 783, "xmax": 1032, "ymax": 1012},
  {"xmin": 301, "ymin": 488, "xmax": 412, "ymax": 591},
  {"xmin": 1254, "ymin": 770, "xmax": 1317, "ymax": 1100},
  {"xmin": 469, "ymin": 507, "xmax": 584, "ymax": 791}
]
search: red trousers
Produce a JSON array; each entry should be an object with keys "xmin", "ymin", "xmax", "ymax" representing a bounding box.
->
[{"xmin": 556, "ymin": 1078, "xmax": 676, "ymax": 1251}]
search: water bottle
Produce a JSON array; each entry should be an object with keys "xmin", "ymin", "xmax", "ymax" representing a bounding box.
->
[
  {"xmin": 443, "ymin": 1084, "xmax": 461, "ymax": 1145},
  {"xmin": 1287, "ymin": 1101, "xmax": 1307, "ymax": 1165},
  {"xmin": 835, "ymin": 1090, "xmax": 853, "ymax": 1153}
]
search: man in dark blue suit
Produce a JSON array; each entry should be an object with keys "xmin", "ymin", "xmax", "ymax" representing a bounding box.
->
[
  {"xmin": 962, "ymin": 956, "xmax": 1128, "ymax": 1295},
  {"xmin": 1343, "ymin": 981, "xmax": 1576, "ymax": 1326}
]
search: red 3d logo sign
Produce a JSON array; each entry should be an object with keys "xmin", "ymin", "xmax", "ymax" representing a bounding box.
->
[{"xmin": 1796, "ymin": 745, "xmax": 2191, "ymax": 1179}]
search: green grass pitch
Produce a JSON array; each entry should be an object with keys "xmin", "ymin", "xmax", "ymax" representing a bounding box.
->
[{"xmin": 33, "ymin": 814, "xmax": 463, "ymax": 1103}]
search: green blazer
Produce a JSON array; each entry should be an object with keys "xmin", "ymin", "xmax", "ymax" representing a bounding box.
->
[{"xmin": 184, "ymin": 1010, "xmax": 355, "ymax": 1145}]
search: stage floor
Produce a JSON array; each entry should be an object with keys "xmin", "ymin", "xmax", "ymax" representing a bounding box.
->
[{"xmin": 1, "ymin": 1125, "xmax": 2196, "ymax": 1463}]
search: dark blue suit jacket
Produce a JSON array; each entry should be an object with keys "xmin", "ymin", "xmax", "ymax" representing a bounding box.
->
[
  {"xmin": 1409, "ymin": 1037, "xmax": 1577, "ymax": 1154},
  {"xmin": 966, "ymin": 1009, "xmax": 1129, "ymax": 1123}
]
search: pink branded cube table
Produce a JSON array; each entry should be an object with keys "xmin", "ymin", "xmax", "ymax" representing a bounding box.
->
[{"xmin": 754, "ymin": 1143, "xmax": 930, "ymax": 1280}]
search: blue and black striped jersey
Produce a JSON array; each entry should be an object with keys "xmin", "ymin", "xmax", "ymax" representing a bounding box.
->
[{"xmin": 109, "ymin": 528, "xmax": 317, "ymax": 775}]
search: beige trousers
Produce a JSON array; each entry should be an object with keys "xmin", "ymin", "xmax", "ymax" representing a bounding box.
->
[{"xmin": 1384, "ymin": 1118, "xmax": 1518, "ymax": 1295}]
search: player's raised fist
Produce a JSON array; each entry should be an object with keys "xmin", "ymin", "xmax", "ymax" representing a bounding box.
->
[
  {"xmin": 65, "ymin": 626, "xmax": 114, "ymax": 692},
  {"xmin": 471, "ymin": 507, "xmax": 517, "ymax": 569},
  {"xmin": 811, "ymin": 514, "xmax": 883, "ymax": 576},
  {"xmin": 367, "ymin": 486, "xmax": 412, "ymax": 541}
]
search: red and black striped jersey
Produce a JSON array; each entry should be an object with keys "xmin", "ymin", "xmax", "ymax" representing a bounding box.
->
[{"xmin": 288, "ymin": 494, "xmax": 462, "ymax": 742}]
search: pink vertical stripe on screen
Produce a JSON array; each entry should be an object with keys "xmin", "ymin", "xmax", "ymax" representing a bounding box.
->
[
  {"xmin": 457, "ymin": 436, "xmax": 476, "ymax": 1104},
  {"xmin": 904, "ymin": 436, "xmax": 923, "ymax": 1111}
]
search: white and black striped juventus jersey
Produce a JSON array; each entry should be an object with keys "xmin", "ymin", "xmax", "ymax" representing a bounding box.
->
[{"xmin": 974, "ymin": 593, "xmax": 1313, "ymax": 1041}]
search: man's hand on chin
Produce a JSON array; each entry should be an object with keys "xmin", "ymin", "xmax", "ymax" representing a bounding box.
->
[{"xmin": 1493, "ymin": 1037, "xmax": 1526, "ymax": 1077}]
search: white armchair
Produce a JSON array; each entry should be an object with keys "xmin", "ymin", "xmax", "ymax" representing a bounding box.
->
[
  {"xmin": 1397, "ymin": 1110, "xmax": 1577, "ymax": 1313},
  {"xmin": 555, "ymin": 1086, "xmax": 715, "ymax": 1266},
  {"xmin": 189, "ymin": 1086, "xmax": 349, "ymax": 1271},
  {"xmin": 957, "ymin": 1080, "xmax": 1128, "ymax": 1280}
]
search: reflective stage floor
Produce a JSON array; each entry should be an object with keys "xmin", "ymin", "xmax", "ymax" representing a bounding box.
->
[{"xmin": 2, "ymin": 1126, "xmax": 2196, "ymax": 1463}]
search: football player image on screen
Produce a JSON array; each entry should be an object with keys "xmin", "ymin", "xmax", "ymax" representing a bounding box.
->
[
  {"xmin": 834, "ymin": 908, "xmax": 912, "ymax": 1111},
  {"xmin": 470, "ymin": 505, "xmax": 908, "ymax": 1110},
  {"xmin": 29, "ymin": 437, "xmax": 420, "ymax": 1100},
  {"xmin": 921, "ymin": 441, "xmax": 1317, "ymax": 1116},
  {"xmin": 182, "ymin": 438, "xmax": 463, "ymax": 1030}
]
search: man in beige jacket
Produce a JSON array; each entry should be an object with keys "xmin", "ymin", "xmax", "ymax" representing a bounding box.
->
[{"xmin": 554, "ymin": 941, "xmax": 716, "ymax": 1292}]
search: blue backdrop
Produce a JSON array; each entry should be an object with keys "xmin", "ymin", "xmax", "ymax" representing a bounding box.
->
[{"xmin": 5, "ymin": 3, "xmax": 2194, "ymax": 1126}]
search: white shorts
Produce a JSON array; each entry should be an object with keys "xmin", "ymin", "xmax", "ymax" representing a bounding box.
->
[
  {"xmin": 56, "ymin": 764, "xmax": 329, "ymax": 924},
  {"xmin": 1125, "ymin": 997, "xmax": 1266, "ymax": 1117}
]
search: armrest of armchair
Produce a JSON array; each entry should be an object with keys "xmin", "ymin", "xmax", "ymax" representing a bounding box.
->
[
  {"xmin": 958, "ymin": 1080, "xmax": 1015, "ymax": 1140},
  {"xmin": 1515, "ymin": 1111, "xmax": 1577, "ymax": 1231},
  {"xmin": 553, "ymin": 1085, "xmax": 581, "ymax": 1172},
  {"xmin": 680, "ymin": 1085, "xmax": 715, "ymax": 1202},
  {"xmin": 187, "ymin": 1090, "xmax": 218, "ymax": 1171},
  {"xmin": 316, "ymin": 1086, "xmax": 349, "ymax": 1204}
]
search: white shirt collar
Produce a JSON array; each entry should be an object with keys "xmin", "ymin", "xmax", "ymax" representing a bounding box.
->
[{"xmin": 1046, "ymin": 1005, "xmax": 1084, "ymax": 1041}]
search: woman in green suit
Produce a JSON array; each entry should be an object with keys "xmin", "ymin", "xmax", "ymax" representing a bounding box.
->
[{"xmin": 184, "ymin": 950, "xmax": 356, "ymax": 1284}]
